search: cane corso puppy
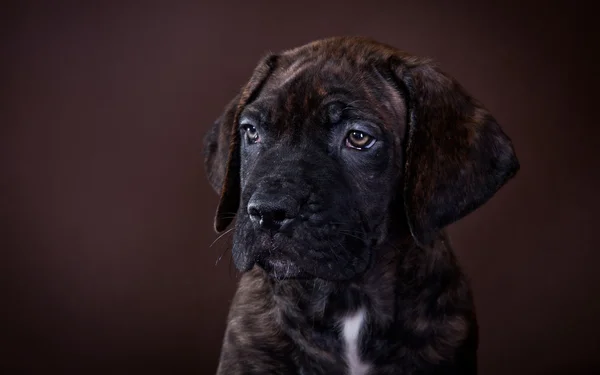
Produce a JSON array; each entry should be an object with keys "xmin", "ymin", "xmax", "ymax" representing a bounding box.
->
[{"xmin": 203, "ymin": 36, "xmax": 519, "ymax": 375}]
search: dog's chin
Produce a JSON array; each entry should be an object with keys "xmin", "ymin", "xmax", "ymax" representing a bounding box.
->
[
  {"xmin": 256, "ymin": 258, "xmax": 310, "ymax": 281},
  {"xmin": 257, "ymin": 256, "xmax": 371, "ymax": 281},
  {"xmin": 233, "ymin": 244, "xmax": 372, "ymax": 282}
]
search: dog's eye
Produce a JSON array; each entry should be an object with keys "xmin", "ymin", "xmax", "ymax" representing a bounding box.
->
[
  {"xmin": 242, "ymin": 125, "xmax": 260, "ymax": 144},
  {"xmin": 346, "ymin": 130, "xmax": 375, "ymax": 150}
]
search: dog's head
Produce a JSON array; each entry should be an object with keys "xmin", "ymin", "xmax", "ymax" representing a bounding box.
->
[{"xmin": 203, "ymin": 37, "xmax": 519, "ymax": 281}]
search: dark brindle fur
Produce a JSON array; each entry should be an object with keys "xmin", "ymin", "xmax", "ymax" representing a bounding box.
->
[{"xmin": 203, "ymin": 37, "xmax": 519, "ymax": 375}]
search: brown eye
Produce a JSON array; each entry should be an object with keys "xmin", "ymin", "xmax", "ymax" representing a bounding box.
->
[
  {"xmin": 346, "ymin": 130, "xmax": 375, "ymax": 149},
  {"xmin": 244, "ymin": 125, "xmax": 260, "ymax": 144}
]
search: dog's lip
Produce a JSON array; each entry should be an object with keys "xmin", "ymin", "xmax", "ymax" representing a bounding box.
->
[{"xmin": 258, "ymin": 257, "xmax": 308, "ymax": 279}]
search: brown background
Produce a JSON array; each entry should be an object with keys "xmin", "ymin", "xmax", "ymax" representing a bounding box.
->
[{"xmin": 2, "ymin": 1, "xmax": 599, "ymax": 374}]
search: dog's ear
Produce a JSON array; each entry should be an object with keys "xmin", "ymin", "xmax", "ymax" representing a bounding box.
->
[
  {"xmin": 203, "ymin": 54, "xmax": 278, "ymax": 233},
  {"xmin": 203, "ymin": 95, "xmax": 240, "ymax": 194},
  {"xmin": 391, "ymin": 57, "xmax": 519, "ymax": 246}
]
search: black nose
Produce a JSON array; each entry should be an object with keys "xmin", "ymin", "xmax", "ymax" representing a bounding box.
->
[{"xmin": 247, "ymin": 193, "xmax": 298, "ymax": 231}]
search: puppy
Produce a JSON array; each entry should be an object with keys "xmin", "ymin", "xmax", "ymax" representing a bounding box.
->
[{"xmin": 203, "ymin": 36, "xmax": 519, "ymax": 375}]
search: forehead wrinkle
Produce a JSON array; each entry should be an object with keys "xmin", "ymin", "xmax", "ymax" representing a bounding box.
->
[
  {"xmin": 367, "ymin": 67, "xmax": 406, "ymax": 132},
  {"xmin": 277, "ymin": 57, "xmax": 312, "ymax": 89},
  {"xmin": 256, "ymin": 59, "xmax": 396, "ymax": 133},
  {"xmin": 337, "ymin": 67, "xmax": 391, "ymax": 122}
]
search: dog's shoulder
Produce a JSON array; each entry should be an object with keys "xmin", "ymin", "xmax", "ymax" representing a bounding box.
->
[{"xmin": 389, "ymin": 233, "xmax": 478, "ymax": 371}]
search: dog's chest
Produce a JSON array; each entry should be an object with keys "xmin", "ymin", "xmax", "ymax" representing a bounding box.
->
[{"xmin": 340, "ymin": 309, "xmax": 371, "ymax": 375}]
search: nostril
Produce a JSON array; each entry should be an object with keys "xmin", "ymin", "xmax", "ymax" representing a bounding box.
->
[
  {"xmin": 271, "ymin": 209, "xmax": 287, "ymax": 223},
  {"xmin": 248, "ymin": 206, "xmax": 261, "ymax": 219}
]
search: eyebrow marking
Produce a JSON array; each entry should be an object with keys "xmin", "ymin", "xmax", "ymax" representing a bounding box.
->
[{"xmin": 326, "ymin": 101, "xmax": 344, "ymax": 124}]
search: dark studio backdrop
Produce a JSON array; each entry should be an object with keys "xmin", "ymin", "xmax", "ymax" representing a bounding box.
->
[{"xmin": 2, "ymin": 1, "xmax": 599, "ymax": 374}]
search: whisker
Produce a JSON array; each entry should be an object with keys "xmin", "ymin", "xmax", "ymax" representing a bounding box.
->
[
  {"xmin": 209, "ymin": 227, "xmax": 235, "ymax": 248},
  {"xmin": 228, "ymin": 253, "xmax": 237, "ymax": 280},
  {"xmin": 337, "ymin": 230, "xmax": 366, "ymax": 243},
  {"xmin": 215, "ymin": 245, "xmax": 231, "ymax": 266}
]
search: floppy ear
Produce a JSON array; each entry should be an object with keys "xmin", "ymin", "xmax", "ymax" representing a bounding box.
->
[
  {"xmin": 392, "ymin": 57, "xmax": 519, "ymax": 246},
  {"xmin": 203, "ymin": 54, "xmax": 279, "ymax": 233},
  {"xmin": 203, "ymin": 95, "xmax": 240, "ymax": 194}
]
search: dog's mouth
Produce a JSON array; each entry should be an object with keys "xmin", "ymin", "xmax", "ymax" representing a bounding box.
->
[{"xmin": 233, "ymin": 224, "xmax": 373, "ymax": 281}]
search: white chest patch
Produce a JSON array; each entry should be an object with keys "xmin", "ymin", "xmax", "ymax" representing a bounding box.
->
[{"xmin": 340, "ymin": 308, "xmax": 371, "ymax": 375}]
